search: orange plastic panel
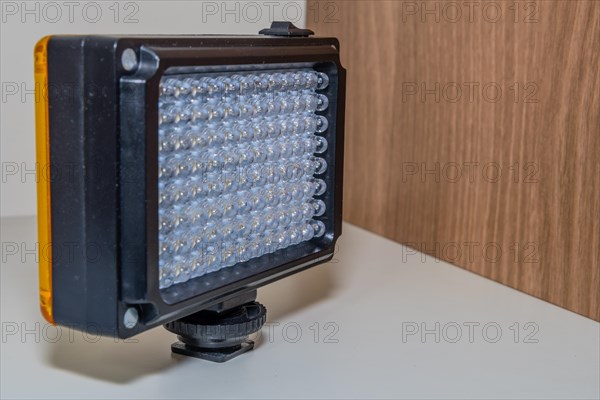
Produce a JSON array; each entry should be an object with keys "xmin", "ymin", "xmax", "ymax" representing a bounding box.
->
[{"xmin": 34, "ymin": 36, "xmax": 54, "ymax": 324}]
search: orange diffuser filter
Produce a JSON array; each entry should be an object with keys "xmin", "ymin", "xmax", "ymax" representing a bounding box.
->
[{"xmin": 34, "ymin": 36, "xmax": 53, "ymax": 323}]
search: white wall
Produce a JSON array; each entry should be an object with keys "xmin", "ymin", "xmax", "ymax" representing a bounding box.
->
[{"xmin": 0, "ymin": 0, "xmax": 307, "ymax": 217}]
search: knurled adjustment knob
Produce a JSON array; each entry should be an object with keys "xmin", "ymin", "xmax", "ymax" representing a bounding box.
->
[{"xmin": 164, "ymin": 301, "xmax": 267, "ymax": 362}]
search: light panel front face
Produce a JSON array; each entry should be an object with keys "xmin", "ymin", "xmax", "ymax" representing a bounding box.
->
[
  {"xmin": 36, "ymin": 34, "xmax": 345, "ymax": 337},
  {"xmin": 157, "ymin": 68, "xmax": 331, "ymax": 289}
]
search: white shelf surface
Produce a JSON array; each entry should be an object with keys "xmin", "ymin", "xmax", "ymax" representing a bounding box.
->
[{"xmin": 1, "ymin": 216, "xmax": 598, "ymax": 399}]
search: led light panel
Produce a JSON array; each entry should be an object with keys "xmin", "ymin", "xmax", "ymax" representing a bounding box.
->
[
  {"xmin": 35, "ymin": 33, "xmax": 345, "ymax": 338},
  {"xmin": 158, "ymin": 69, "xmax": 331, "ymax": 289}
]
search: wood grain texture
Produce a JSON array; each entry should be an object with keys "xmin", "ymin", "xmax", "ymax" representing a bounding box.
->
[{"xmin": 308, "ymin": 0, "xmax": 600, "ymax": 320}]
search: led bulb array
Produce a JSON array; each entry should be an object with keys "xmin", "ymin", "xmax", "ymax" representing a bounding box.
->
[
  {"xmin": 158, "ymin": 69, "xmax": 330, "ymax": 289},
  {"xmin": 160, "ymin": 70, "xmax": 329, "ymax": 99}
]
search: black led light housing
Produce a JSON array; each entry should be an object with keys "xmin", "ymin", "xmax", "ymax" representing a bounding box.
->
[{"xmin": 35, "ymin": 23, "xmax": 345, "ymax": 360}]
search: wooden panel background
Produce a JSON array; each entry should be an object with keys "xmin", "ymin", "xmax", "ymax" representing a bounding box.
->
[{"xmin": 308, "ymin": 0, "xmax": 600, "ymax": 320}]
